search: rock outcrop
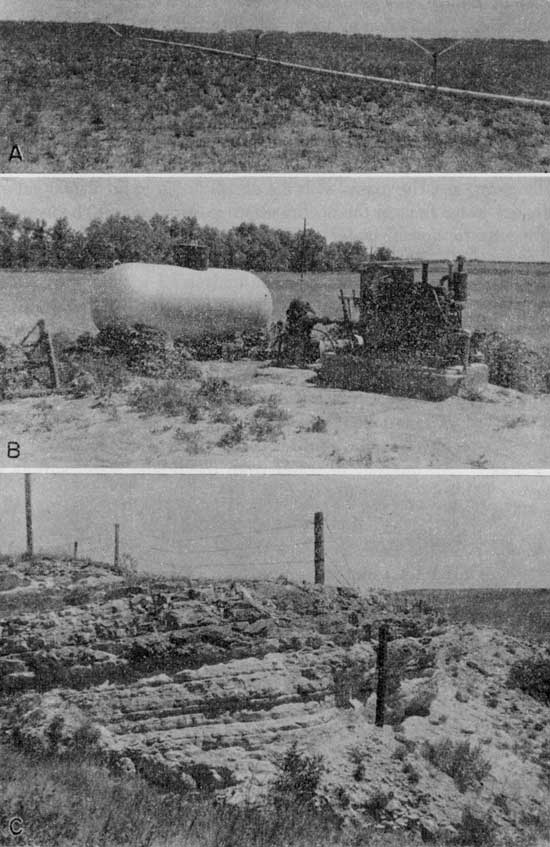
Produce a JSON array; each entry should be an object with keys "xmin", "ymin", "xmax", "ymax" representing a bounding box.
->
[{"xmin": 1, "ymin": 556, "xmax": 550, "ymax": 842}]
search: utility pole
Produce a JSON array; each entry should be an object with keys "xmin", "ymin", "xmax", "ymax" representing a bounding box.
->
[
  {"xmin": 24, "ymin": 474, "xmax": 33, "ymax": 558},
  {"xmin": 314, "ymin": 510, "xmax": 325, "ymax": 585}
]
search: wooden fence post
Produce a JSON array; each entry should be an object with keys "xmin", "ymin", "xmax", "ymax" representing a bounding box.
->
[
  {"xmin": 314, "ymin": 511, "xmax": 325, "ymax": 585},
  {"xmin": 114, "ymin": 524, "xmax": 120, "ymax": 568},
  {"xmin": 24, "ymin": 474, "xmax": 33, "ymax": 558},
  {"xmin": 375, "ymin": 623, "xmax": 389, "ymax": 727}
]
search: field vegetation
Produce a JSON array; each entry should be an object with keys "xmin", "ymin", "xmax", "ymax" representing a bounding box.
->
[
  {"xmin": 2, "ymin": 22, "xmax": 550, "ymax": 171},
  {"xmin": 402, "ymin": 589, "xmax": 550, "ymax": 642}
]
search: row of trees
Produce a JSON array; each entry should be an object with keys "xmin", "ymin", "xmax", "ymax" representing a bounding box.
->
[{"xmin": 0, "ymin": 208, "xmax": 393, "ymax": 273}]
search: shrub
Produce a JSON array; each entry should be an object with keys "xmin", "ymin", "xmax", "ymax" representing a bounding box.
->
[
  {"xmin": 217, "ymin": 420, "xmax": 246, "ymax": 448},
  {"xmin": 349, "ymin": 748, "xmax": 365, "ymax": 782},
  {"xmin": 70, "ymin": 721, "xmax": 102, "ymax": 755},
  {"xmin": 508, "ymin": 657, "xmax": 550, "ymax": 705},
  {"xmin": 114, "ymin": 553, "xmax": 138, "ymax": 579},
  {"xmin": 362, "ymin": 789, "xmax": 390, "ymax": 822},
  {"xmin": 455, "ymin": 806, "xmax": 495, "ymax": 846},
  {"xmin": 306, "ymin": 415, "xmax": 327, "ymax": 433},
  {"xmin": 253, "ymin": 394, "xmax": 289, "ymax": 422},
  {"xmin": 197, "ymin": 376, "xmax": 257, "ymax": 407},
  {"xmin": 248, "ymin": 417, "xmax": 285, "ymax": 442},
  {"xmin": 127, "ymin": 380, "xmax": 200, "ymax": 419},
  {"xmin": 174, "ymin": 429, "xmax": 203, "ymax": 454},
  {"xmin": 273, "ymin": 742, "xmax": 324, "ymax": 807},
  {"xmin": 480, "ymin": 332, "xmax": 550, "ymax": 394},
  {"xmin": 209, "ymin": 404, "xmax": 238, "ymax": 424},
  {"xmin": 422, "ymin": 739, "xmax": 491, "ymax": 792}
]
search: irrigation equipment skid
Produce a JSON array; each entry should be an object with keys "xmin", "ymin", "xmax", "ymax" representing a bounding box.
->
[
  {"xmin": 106, "ymin": 24, "xmax": 550, "ymax": 111},
  {"xmin": 315, "ymin": 257, "xmax": 489, "ymax": 401}
]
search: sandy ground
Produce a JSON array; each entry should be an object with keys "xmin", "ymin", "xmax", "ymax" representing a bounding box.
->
[{"xmin": 1, "ymin": 361, "xmax": 550, "ymax": 468}]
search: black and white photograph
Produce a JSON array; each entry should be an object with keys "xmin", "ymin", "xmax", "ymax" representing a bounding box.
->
[
  {"xmin": 1, "ymin": 174, "xmax": 550, "ymax": 468},
  {"xmin": 2, "ymin": 472, "xmax": 550, "ymax": 845},
  {"xmin": 1, "ymin": 0, "xmax": 550, "ymax": 171},
  {"xmin": 2, "ymin": 0, "xmax": 550, "ymax": 844}
]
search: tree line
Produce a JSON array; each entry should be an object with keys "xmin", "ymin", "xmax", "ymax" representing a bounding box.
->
[{"xmin": 0, "ymin": 208, "xmax": 393, "ymax": 273}]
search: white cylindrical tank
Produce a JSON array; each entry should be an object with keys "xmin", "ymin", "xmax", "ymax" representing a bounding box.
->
[{"xmin": 91, "ymin": 263, "xmax": 273, "ymax": 342}]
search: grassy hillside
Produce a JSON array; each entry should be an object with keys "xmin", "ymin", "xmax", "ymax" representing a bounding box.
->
[{"xmin": 1, "ymin": 21, "xmax": 550, "ymax": 171}]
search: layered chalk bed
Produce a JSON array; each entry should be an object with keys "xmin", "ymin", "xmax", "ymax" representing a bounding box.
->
[{"xmin": 1, "ymin": 555, "xmax": 550, "ymax": 845}]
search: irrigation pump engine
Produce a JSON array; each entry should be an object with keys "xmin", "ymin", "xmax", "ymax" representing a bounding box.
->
[{"xmin": 317, "ymin": 257, "xmax": 489, "ymax": 401}]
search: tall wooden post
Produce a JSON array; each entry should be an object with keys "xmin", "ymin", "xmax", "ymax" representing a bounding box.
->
[
  {"xmin": 114, "ymin": 523, "xmax": 120, "ymax": 568},
  {"xmin": 301, "ymin": 218, "xmax": 307, "ymax": 282},
  {"xmin": 314, "ymin": 511, "xmax": 325, "ymax": 585},
  {"xmin": 37, "ymin": 319, "xmax": 60, "ymax": 390},
  {"xmin": 73, "ymin": 541, "xmax": 78, "ymax": 560},
  {"xmin": 375, "ymin": 624, "xmax": 389, "ymax": 727},
  {"xmin": 24, "ymin": 474, "xmax": 33, "ymax": 558}
]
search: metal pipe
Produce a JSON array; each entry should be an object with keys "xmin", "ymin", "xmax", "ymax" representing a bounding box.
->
[{"xmin": 114, "ymin": 29, "xmax": 550, "ymax": 110}]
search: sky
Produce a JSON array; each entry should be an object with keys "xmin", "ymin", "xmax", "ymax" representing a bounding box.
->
[
  {"xmin": 2, "ymin": 0, "xmax": 550, "ymax": 40},
  {"xmin": 1, "ymin": 473, "xmax": 550, "ymax": 590},
  {"xmin": 2, "ymin": 175, "xmax": 550, "ymax": 261}
]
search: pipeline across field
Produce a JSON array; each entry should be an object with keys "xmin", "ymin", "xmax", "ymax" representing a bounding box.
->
[{"xmin": 106, "ymin": 25, "xmax": 550, "ymax": 111}]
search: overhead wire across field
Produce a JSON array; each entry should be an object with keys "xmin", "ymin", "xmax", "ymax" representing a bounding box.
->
[
  {"xmin": 325, "ymin": 517, "xmax": 356, "ymax": 590},
  {"xmin": 143, "ymin": 521, "xmax": 309, "ymax": 545},
  {"xmin": 147, "ymin": 539, "xmax": 310, "ymax": 557},
  {"xmin": 126, "ymin": 515, "xmax": 312, "ymax": 572},
  {"xmin": 49, "ymin": 519, "xmax": 312, "ymax": 575},
  {"xmin": 106, "ymin": 24, "xmax": 550, "ymax": 111}
]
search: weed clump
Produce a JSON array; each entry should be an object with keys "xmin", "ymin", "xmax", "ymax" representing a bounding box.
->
[
  {"xmin": 306, "ymin": 415, "xmax": 328, "ymax": 433},
  {"xmin": 422, "ymin": 739, "xmax": 491, "ymax": 793},
  {"xmin": 174, "ymin": 429, "xmax": 203, "ymax": 454},
  {"xmin": 480, "ymin": 331, "xmax": 550, "ymax": 394},
  {"xmin": 217, "ymin": 420, "xmax": 246, "ymax": 448},
  {"xmin": 127, "ymin": 380, "xmax": 200, "ymax": 419},
  {"xmin": 249, "ymin": 395, "xmax": 289, "ymax": 441},
  {"xmin": 197, "ymin": 376, "xmax": 257, "ymax": 407}
]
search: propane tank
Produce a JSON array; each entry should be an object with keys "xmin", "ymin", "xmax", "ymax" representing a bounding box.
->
[{"xmin": 90, "ymin": 262, "xmax": 273, "ymax": 343}]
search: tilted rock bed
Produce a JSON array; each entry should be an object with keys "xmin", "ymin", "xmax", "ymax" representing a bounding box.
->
[
  {"xmin": 1, "ymin": 557, "xmax": 550, "ymax": 842},
  {"xmin": 0, "ymin": 568, "xmax": 426, "ymax": 693}
]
